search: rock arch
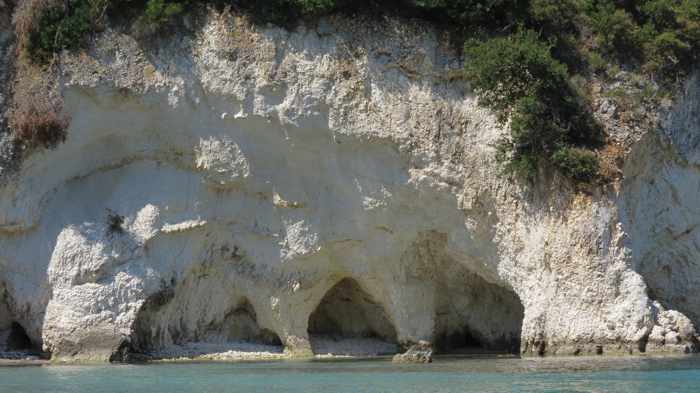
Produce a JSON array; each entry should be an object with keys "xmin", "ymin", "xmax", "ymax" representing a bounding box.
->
[
  {"xmin": 205, "ymin": 298, "xmax": 282, "ymax": 347},
  {"xmin": 115, "ymin": 280, "xmax": 283, "ymax": 362},
  {"xmin": 400, "ymin": 231, "xmax": 524, "ymax": 356},
  {"xmin": 307, "ymin": 278, "xmax": 398, "ymax": 356}
]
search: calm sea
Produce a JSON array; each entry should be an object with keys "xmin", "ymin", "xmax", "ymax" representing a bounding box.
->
[{"xmin": 1, "ymin": 355, "xmax": 699, "ymax": 393}]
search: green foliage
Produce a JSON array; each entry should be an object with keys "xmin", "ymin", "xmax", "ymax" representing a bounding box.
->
[
  {"xmin": 588, "ymin": 4, "xmax": 640, "ymax": 56},
  {"xmin": 586, "ymin": 50, "xmax": 607, "ymax": 73},
  {"xmin": 25, "ymin": 0, "xmax": 700, "ymax": 185},
  {"xmin": 464, "ymin": 30, "xmax": 568, "ymax": 122},
  {"xmin": 637, "ymin": 1, "xmax": 699, "ymax": 82},
  {"xmin": 643, "ymin": 31, "xmax": 691, "ymax": 78},
  {"xmin": 641, "ymin": 0, "xmax": 679, "ymax": 31},
  {"xmin": 411, "ymin": 0, "xmax": 520, "ymax": 25},
  {"xmin": 27, "ymin": 0, "xmax": 94, "ymax": 63},
  {"xmin": 496, "ymin": 94, "xmax": 565, "ymax": 179},
  {"xmin": 236, "ymin": 0, "xmax": 348, "ymax": 26},
  {"xmin": 296, "ymin": 0, "xmax": 339, "ymax": 14},
  {"xmin": 134, "ymin": 0, "xmax": 186, "ymax": 36},
  {"xmin": 676, "ymin": 0, "xmax": 700, "ymax": 42},
  {"xmin": 465, "ymin": 29, "xmax": 600, "ymax": 182},
  {"xmin": 584, "ymin": 0, "xmax": 700, "ymax": 82},
  {"xmin": 144, "ymin": 0, "xmax": 185, "ymax": 25},
  {"xmin": 529, "ymin": 0, "xmax": 581, "ymax": 33},
  {"xmin": 551, "ymin": 148, "xmax": 599, "ymax": 182}
]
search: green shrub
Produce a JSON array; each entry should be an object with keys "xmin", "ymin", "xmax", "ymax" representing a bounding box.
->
[
  {"xmin": 495, "ymin": 142, "xmax": 539, "ymax": 181},
  {"xmin": 581, "ymin": 0, "xmax": 700, "ymax": 83},
  {"xmin": 465, "ymin": 28, "xmax": 602, "ymax": 182},
  {"xmin": 587, "ymin": 50, "xmax": 608, "ymax": 73},
  {"xmin": 27, "ymin": 0, "xmax": 93, "ymax": 63},
  {"xmin": 412, "ymin": 0, "xmax": 520, "ymax": 25},
  {"xmin": 510, "ymin": 95, "xmax": 567, "ymax": 155},
  {"xmin": 236, "ymin": 0, "xmax": 302, "ymax": 26},
  {"xmin": 551, "ymin": 148, "xmax": 599, "ymax": 182},
  {"xmin": 643, "ymin": 30, "xmax": 691, "ymax": 80},
  {"xmin": 296, "ymin": 0, "xmax": 339, "ymax": 14},
  {"xmin": 133, "ymin": 0, "xmax": 186, "ymax": 36},
  {"xmin": 144, "ymin": 0, "xmax": 185, "ymax": 25},
  {"xmin": 529, "ymin": 0, "xmax": 581, "ymax": 34},
  {"xmin": 587, "ymin": 4, "xmax": 640, "ymax": 57},
  {"xmin": 464, "ymin": 29, "xmax": 568, "ymax": 122},
  {"xmin": 676, "ymin": 0, "xmax": 700, "ymax": 42},
  {"xmin": 24, "ymin": 0, "xmax": 700, "ymax": 186},
  {"xmin": 528, "ymin": 0, "xmax": 584, "ymax": 68},
  {"xmin": 495, "ymin": 94, "xmax": 567, "ymax": 179},
  {"xmin": 640, "ymin": 0, "xmax": 679, "ymax": 31}
]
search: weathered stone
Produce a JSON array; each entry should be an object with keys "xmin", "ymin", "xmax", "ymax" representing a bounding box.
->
[
  {"xmin": 393, "ymin": 341, "xmax": 433, "ymax": 363},
  {"xmin": 0, "ymin": 10, "xmax": 697, "ymax": 362}
]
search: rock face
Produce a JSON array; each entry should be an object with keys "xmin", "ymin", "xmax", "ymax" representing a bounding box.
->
[
  {"xmin": 0, "ymin": 10, "xmax": 698, "ymax": 361},
  {"xmin": 393, "ymin": 340, "xmax": 433, "ymax": 363}
]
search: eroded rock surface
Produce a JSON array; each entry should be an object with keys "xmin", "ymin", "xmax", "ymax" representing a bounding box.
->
[
  {"xmin": 0, "ymin": 10, "xmax": 698, "ymax": 361},
  {"xmin": 393, "ymin": 341, "xmax": 433, "ymax": 363}
]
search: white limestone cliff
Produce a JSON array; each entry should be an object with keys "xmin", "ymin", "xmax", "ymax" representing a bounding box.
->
[{"xmin": 0, "ymin": 9, "xmax": 698, "ymax": 361}]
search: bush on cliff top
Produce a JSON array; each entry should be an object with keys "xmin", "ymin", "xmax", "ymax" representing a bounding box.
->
[
  {"xmin": 465, "ymin": 29, "xmax": 601, "ymax": 181},
  {"xmin": 133, "ymin": 0, "xmax": 186, "ymax": 37},
  {"xmin": 16, "ymin": 0, "xmax": 700, "ymax": 184},
  {"xmin": 463, "ymin": 29, "xmax": 569, "ymax": 123},
  {"xmin": 585, "ymin": 0, "xmax": 700, "ymax": 83},
  {"xmin": 26, "ymin": 0, "xmax": 93, "ymax": 63}
]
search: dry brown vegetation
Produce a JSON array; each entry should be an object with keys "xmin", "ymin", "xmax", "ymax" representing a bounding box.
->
[
  {"xmin": 13, "ymin": 0, "xmax": 53, "ymax": 59},
  {"xmin": 8, "ymin": 63, "xmax": 67, "ymax": 151},
  {"xmin": 11, "ymin": 105, "xmax": 69, "ymax": 150},
  {"xmin": 9, "ymin": 0, "xmax": 70, "ymax": 151}
]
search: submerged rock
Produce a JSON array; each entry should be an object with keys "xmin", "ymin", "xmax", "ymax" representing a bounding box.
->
[{"xmin": 393, "ymin": 341, "xmax": 433, "ymax": 364}]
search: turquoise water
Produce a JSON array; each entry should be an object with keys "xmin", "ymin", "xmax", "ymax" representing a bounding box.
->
[{"xmin": 1, "ymin": 355, "xmax": 699, "ymax": 393}]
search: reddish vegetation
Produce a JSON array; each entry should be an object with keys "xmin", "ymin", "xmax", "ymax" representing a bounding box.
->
[{"xmin": 12, "ymin": 106, "xmax": 69, "ymax": 150}]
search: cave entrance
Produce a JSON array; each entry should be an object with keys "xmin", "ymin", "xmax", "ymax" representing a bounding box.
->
[
  {"xmin": 119, "ymin": 285, "xmax": 283, "ymax": 362},
  {"xmin": 308, "ymin": 278, "xmax": 398, "ymax": 356},
  {"xmin": 0, "ymin": 286, "xmax": 39, "ymax": 355},
  {"xmin": 208, "ymin": 298, "xmax": 282, "ymax": 346},
  {"xmin": 5, "ymin": 322, "xmax": 34, "ymax": 352},
  {"xmin": 434, "ymin": 267, "xmax": 524, "ymax": 355}
]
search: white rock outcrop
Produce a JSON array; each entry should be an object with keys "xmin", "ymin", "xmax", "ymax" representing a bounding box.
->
[{"xmin": 0, "ymin": 10, "xmax": 698, "ymax": 361}]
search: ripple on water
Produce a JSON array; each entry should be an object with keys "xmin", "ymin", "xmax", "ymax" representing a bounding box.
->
[{"xmin": 0, "ymin": 355, "xmax": 699, "ymax": 393}]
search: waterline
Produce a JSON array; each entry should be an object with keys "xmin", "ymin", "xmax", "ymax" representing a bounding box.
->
[{"xmin": 1, "ymin": 355, "xmax": 699, "ymax": 392}]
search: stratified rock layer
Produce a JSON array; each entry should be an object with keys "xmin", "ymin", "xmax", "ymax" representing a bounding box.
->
[{"xmin": 0, "ymin": 10, "xmax": 698, "ymax": 361}]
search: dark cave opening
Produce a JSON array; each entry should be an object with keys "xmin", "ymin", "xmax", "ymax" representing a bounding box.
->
[
  {"xmin": 0, "ymin": 284, "xmax": 41, "ymax": 355},
  {"xmin": 219, "ymin": 298, "xmax": 282, "ymax": 346},
  {"xmin": 434, "ymin": 267, "xmax": 524, "ymax": 355},
  {"xmin": 5, "ymin": 322, "xmax": 35, "ymax": 352},
  {"xmin": 435, "ymin": 327, "xmax": 485, "ymax": 353},
  {"xmin": 308, "ymin": 278, "xmax": 398, "ymax": 356}
]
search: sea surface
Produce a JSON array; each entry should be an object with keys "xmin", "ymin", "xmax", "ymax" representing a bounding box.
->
[{"xmin": 1, "ymin": 355, "xmax": 699, "ymax": 393}]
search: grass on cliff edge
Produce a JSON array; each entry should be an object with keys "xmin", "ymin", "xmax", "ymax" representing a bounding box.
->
[{"xmin": 15, "ymin": 0, "xmax": 700, "ymax": 184}]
